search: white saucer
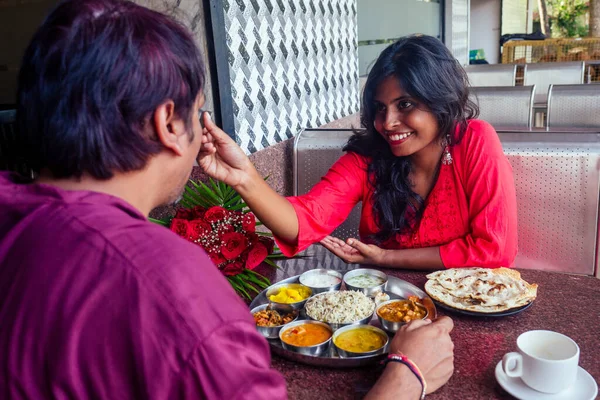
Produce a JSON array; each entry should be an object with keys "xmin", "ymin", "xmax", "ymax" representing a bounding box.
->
[{"xmin": 495, "ymin": 361, "xmax": 598, "ymax": 400}]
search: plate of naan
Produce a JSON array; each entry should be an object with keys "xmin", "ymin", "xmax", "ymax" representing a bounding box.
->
[{"xmin": 424, "ymin": 267, "xmax": 538, "ymax": 317}]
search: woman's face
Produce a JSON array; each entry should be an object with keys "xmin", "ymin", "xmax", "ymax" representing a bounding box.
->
[{"xmin": 373, "ymin": 76, "xmax": 440, "ymax": 158}]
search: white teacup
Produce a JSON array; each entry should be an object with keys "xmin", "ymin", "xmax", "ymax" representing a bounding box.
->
[{"xmin": 502, "ymin": 330, "xmax": 580, "ymax": 394}]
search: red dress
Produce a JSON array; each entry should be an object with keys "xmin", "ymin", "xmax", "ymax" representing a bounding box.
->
[{"xmin": 276, "ymin": 120, "xmax": 518, "ymax": 269}]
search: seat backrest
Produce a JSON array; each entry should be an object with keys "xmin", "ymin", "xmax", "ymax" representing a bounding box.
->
[
  {"xmin": 465, "ymin": 64, "xmax": 517, "ymax": 87},
  {"xmin": 498, "ymin": 132, "xmax": 600, "ymax": 275},
  {"xmin": 293, "ymin": 129, "xmax": 358, "ymax": 239},
  {"xmin": 294, "ymin": 128, "xmax": 600, "ymax": 275},
  {"xmin": 470, "ymin": 86, "xmax": 534, "ymax": 129},
  {"xmin": 523, "ymin": 61, "xmax": 585, "ymax": 104},
  {"xmin": 546, "ymin": 84, "xmax": 600, "ymax": 129},
  {"xmin": 0, "ymin": 109, "xmax": 32, "ymax": 178}
]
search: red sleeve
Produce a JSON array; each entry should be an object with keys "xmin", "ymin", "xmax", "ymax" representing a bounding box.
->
[
  {"xmin": 274, "ymin": 152, "xmax": 367, "ymax": 256},
  {"xmin": 174, "ymin": 321, "xmax": 287, "ymax": 400},
  {"xmin": 439, "ymin": 120, "xmax": 518, "ymax": 268}
]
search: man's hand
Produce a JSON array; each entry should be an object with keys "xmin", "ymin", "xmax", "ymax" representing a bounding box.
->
[{"xmin": 390, "ymin": 317, "xmax": 455, "ymax": 394}]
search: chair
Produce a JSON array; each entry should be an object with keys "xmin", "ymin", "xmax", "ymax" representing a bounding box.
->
[
  {"xmin": 546, "ymin": 84, "xmax": 600, "ymax": 129},
  {"xmin": 523, "ymin": 61, "xmax": 585, "ymax": 105},
  {"xmin": 0, "ymin": 109, "xmax": 31, "ymax": 178},
  {"xmin": 465, "ymin": 64, "xmax": 518, "ymax": 87},
  {"xmin": 469, "ymin": 86, "xmax": 535, "ymax": 129},
  {"xmin": 294, "ymin": 128, "xmax": 600, "ymax": 275},
  {"xmin": 293, "ymin": 129, "xmax": 359, "ymax": 239},
  {"xmin": 583, "ymin": 60, "xmax": 600, "ymax": 83}
]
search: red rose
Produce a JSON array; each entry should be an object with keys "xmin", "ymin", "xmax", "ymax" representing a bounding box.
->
[
  {"xmin": 192, "ymin": 206, "xmax": 207, "ymax": 219},
  {"xmin": 222, "ymin": 260, "xmax": 245, "ymax": 276},
  {"xmin": 204, "ymin": 206, "xmax": 229, "ymax": 223},
  {"xmin": 218, "ymin": 224, "xmax": 235, "ymax": 235},
  {"xmin": 242, "ymin": 212, "xmax": 256, "ymax": 233},
  {"xmin": 220, "ymin": 232, "xmax": 248, "ymax": 260},
  {"xmin": 175, "ymin": 208, "xmax": 194, "ymax": 220},
  {"xmin": 259, "ymin": 236, "xmax": 275, "ymax": 254},
  {"xmin": 209, "ymin": 251, "xmax": 227, "ymax": 266},
  {"xmin": 189, "ymin": 219, "xmax": 212, "ymax": 241},
  {"xmin": 246, "ymin": 242, "xmax": 269, "ymax": 270},
  {"xmin": 170, "ymin": 218, "xmax": 192, "ymax": 239},
  {"xmin": 246, "ymin": 232, "xmax": 259, "ymax": 246}
]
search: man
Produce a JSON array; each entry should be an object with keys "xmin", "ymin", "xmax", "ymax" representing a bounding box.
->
[{"xmin": 0, "ymin": 1, "xmax": 454, "ymax": 398}]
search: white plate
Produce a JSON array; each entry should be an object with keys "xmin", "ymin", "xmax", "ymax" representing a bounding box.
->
[{"xmin": 495, "ymin": 361, "xmax": 598, "ymax": 400}]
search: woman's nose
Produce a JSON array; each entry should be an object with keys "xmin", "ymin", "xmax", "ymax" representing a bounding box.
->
[{"xmin": 383, "ymin": 109, "xmax": 401, "ymax": 131}]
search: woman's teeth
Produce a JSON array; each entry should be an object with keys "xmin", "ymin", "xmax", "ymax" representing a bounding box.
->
[{"xmin": 389, "ymin": 132, "xmax": 413, "ymax": 141}]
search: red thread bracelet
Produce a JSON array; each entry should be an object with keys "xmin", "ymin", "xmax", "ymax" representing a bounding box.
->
[{"xmin": 382, "ymin": 353, "xmax": 427, "ymax": 400}]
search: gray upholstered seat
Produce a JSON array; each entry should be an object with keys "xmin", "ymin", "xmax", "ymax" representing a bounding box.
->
[
  {"xmin": 294, "ymin": 128, "xmax": 600, "ymax": 275},
  {"xmin": 465, "ymin": 64, "xmax": 517, "ymax": 87},
  {"xmin": 523, "ymin": 61, "xmax": 585, "ymax": 105},
  {"xmin": 469, "ymin": 86, "xmax": 535, "ymax": 129},
  {"xmin": 546, "ymin": 84, "xmax": 600, "ymax": 129}
]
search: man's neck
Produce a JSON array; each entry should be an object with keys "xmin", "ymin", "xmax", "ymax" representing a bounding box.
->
[{"xmin": 36, "ymin": 172, "xmax": 159, "ymax": 216}]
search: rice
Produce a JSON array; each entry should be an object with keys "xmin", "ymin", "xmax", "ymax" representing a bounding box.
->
[{"xmin": 305, "ymin": 291, "xmax": 375, "ymax": 324}]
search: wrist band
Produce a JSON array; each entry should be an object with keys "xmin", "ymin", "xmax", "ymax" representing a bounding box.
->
[{"xmin": 382, "ymin": 353, "xmax": 427, "ymax": 400}]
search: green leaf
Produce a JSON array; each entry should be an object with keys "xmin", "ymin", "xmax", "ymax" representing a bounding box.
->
[
  {"xmin": 224, "ymin": 193, "xmax": 243, "ymax": 208},
  {"xmin": 209, "ymin": 178, "xmax": 224, "ymax": 200},
  {"xmin": 244, "ymin": 269, "xmax": 271, "ymax": 285},
  {"xmin": 187, "ymin": 180, "xmax": 218, "ymax": 205},
  {"xmin": 193, "ymin": 179, "xmax": 222, "ymax": 205},
  {"xmin": 183, "ymin": 187, "xmax": 210, "ymax": 207},
  {"xmin": 263, "ymin": 258, "xmax": 280, "ymax": 269},
  {"xmin": 148, "ymin": 217, "xmax": 171, "ymax": 226},
  {"xmin": 255, "ymin": 231, "xmax": 272, "ymax": 236}
]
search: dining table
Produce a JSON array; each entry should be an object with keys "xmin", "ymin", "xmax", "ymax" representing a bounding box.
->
[{"xmin": 253, "ymin": 244, "xmax": 600, "ymax": 399}]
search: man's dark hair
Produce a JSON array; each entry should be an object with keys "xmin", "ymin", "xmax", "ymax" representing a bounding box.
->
[{"xmin": 16, "ymin": 0, "xmax": 205, "ymax": 179}]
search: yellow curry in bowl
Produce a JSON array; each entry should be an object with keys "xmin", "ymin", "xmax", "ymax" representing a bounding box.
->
[
  {"xmin": 334, "ymin": 327, "xmax": 387, "ymax": 353},
  {"xmin": 268, "ymin": 284, "xmax": 311, "ymax": 304}
]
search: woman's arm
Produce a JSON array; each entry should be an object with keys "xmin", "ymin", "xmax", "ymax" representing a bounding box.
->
[
  {"xmin": 198, "ymin": 113, "xmax": 299, "ymax": 243},
  {"xmin": 321, "ymin": 236, "xmax": 444, "ymax": 270}
]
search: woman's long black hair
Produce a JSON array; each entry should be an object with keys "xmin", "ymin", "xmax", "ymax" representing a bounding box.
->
[{"xmin": 344, "ymin": 35, "xmax": 479, "ymax": 244}]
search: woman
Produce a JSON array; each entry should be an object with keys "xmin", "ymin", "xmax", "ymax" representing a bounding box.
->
[{"xmin": 198, "ymin": 35, "xmax": 517, "ymax": 270}]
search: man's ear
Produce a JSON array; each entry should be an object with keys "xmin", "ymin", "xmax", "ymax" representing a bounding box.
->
[{"xmin": 153, "ymin": 100, "xmax": 184, "ymax": 157}]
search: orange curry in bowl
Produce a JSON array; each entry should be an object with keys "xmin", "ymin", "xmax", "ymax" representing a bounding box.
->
[{"xmin": 281, "ymin": 323, "xmax": 332, "ymax": 347}]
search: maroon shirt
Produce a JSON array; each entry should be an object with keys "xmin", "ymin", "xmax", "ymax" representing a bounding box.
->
[{"xmin": 0, "ymin": 173, "xmax": 286, "ymax": 399}]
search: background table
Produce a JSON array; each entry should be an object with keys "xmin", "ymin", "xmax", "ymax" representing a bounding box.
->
[{"xmin": 254, "ymin": 245, "xmax": 600, "ymax": 399}]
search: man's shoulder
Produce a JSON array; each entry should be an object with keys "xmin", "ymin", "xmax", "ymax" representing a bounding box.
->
[{"xmin": 67, "ymin": 205, "xmax": 252, "ymax": 340}]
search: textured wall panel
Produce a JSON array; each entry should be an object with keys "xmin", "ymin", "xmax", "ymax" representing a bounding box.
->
[
  {"xmin": 222, "ymin": 0, "xmax": 359, "ymax": 154},
  {"xmin": 444, "ymin": 0, "xmax": 469, "ymax": 66}
]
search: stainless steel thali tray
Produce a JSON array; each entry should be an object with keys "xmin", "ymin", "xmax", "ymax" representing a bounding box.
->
[{"xmin": 249, "ymin": 274, "xmax": 437, "ymax": 368}]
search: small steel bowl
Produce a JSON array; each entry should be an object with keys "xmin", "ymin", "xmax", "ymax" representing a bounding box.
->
[
  {"xmin": 265, "ymin": 282, "xmax": 312, "ymax": 310},
  {"xmin": 332, "ymin": 324, "xmax": 389, "ymax": 358},
  {"xmin": 304, "ymin": 291, "xmax": 375, "ymax": 331},
  {"xmin": 299, "ymin": 269, "xmax": 343, "ymax": 294},
  {"xmin": 376, "ymin": 299, "xmax": 429, "ymax": 333},
  {"xmin": 250, "ymin": 304, "xmax": 299, "ymax": 339},
  {"xmin": 279, "ymin": 320, "xmax": 333, "ymax": 356},
  {"xmin": 343, "ymin": 268, "xmax": 388, "ymax": 296}
]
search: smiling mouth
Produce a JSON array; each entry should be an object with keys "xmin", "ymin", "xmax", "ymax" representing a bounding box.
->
[{"xmin": 387, "ymin": 131, "xmax": 414, "ymax": 143}]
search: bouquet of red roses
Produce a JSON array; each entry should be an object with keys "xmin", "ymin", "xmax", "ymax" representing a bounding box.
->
[
  {"xmin": 151, "ymin": 178, "xmax": 279, "ymax": 299},
  {"xmin": 170, "ymin": 205, "xmax": 274, "ymax": 276}
]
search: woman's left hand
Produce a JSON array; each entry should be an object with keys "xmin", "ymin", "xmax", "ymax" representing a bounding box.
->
[{"xmin": 320, "ymin": 236, "xmax": 386, "ymax": 265}]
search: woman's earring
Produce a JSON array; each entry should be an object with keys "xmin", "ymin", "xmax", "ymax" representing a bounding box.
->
[{"xmin": 442, "ymin": 134, "xmax": 453, "ymax": 165}]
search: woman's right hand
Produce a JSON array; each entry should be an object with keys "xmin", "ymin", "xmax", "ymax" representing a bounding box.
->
[{"xmin": 197, "ymin": 112, "xmax": 255, "ymax": 189}]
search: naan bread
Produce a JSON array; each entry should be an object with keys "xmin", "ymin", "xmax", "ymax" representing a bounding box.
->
[{"xmin": 424, "ymin": 268, "xmax": 538, "ymax": 313}]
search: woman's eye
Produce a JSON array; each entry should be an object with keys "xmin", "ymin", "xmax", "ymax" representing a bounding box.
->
[
  {"xmin": 375, "ymin": 104, "xmax": 386, "ymax": 113},
  {"xmin": 398, "ymin": 101, "xmax": 413, "ymax": 110}
]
